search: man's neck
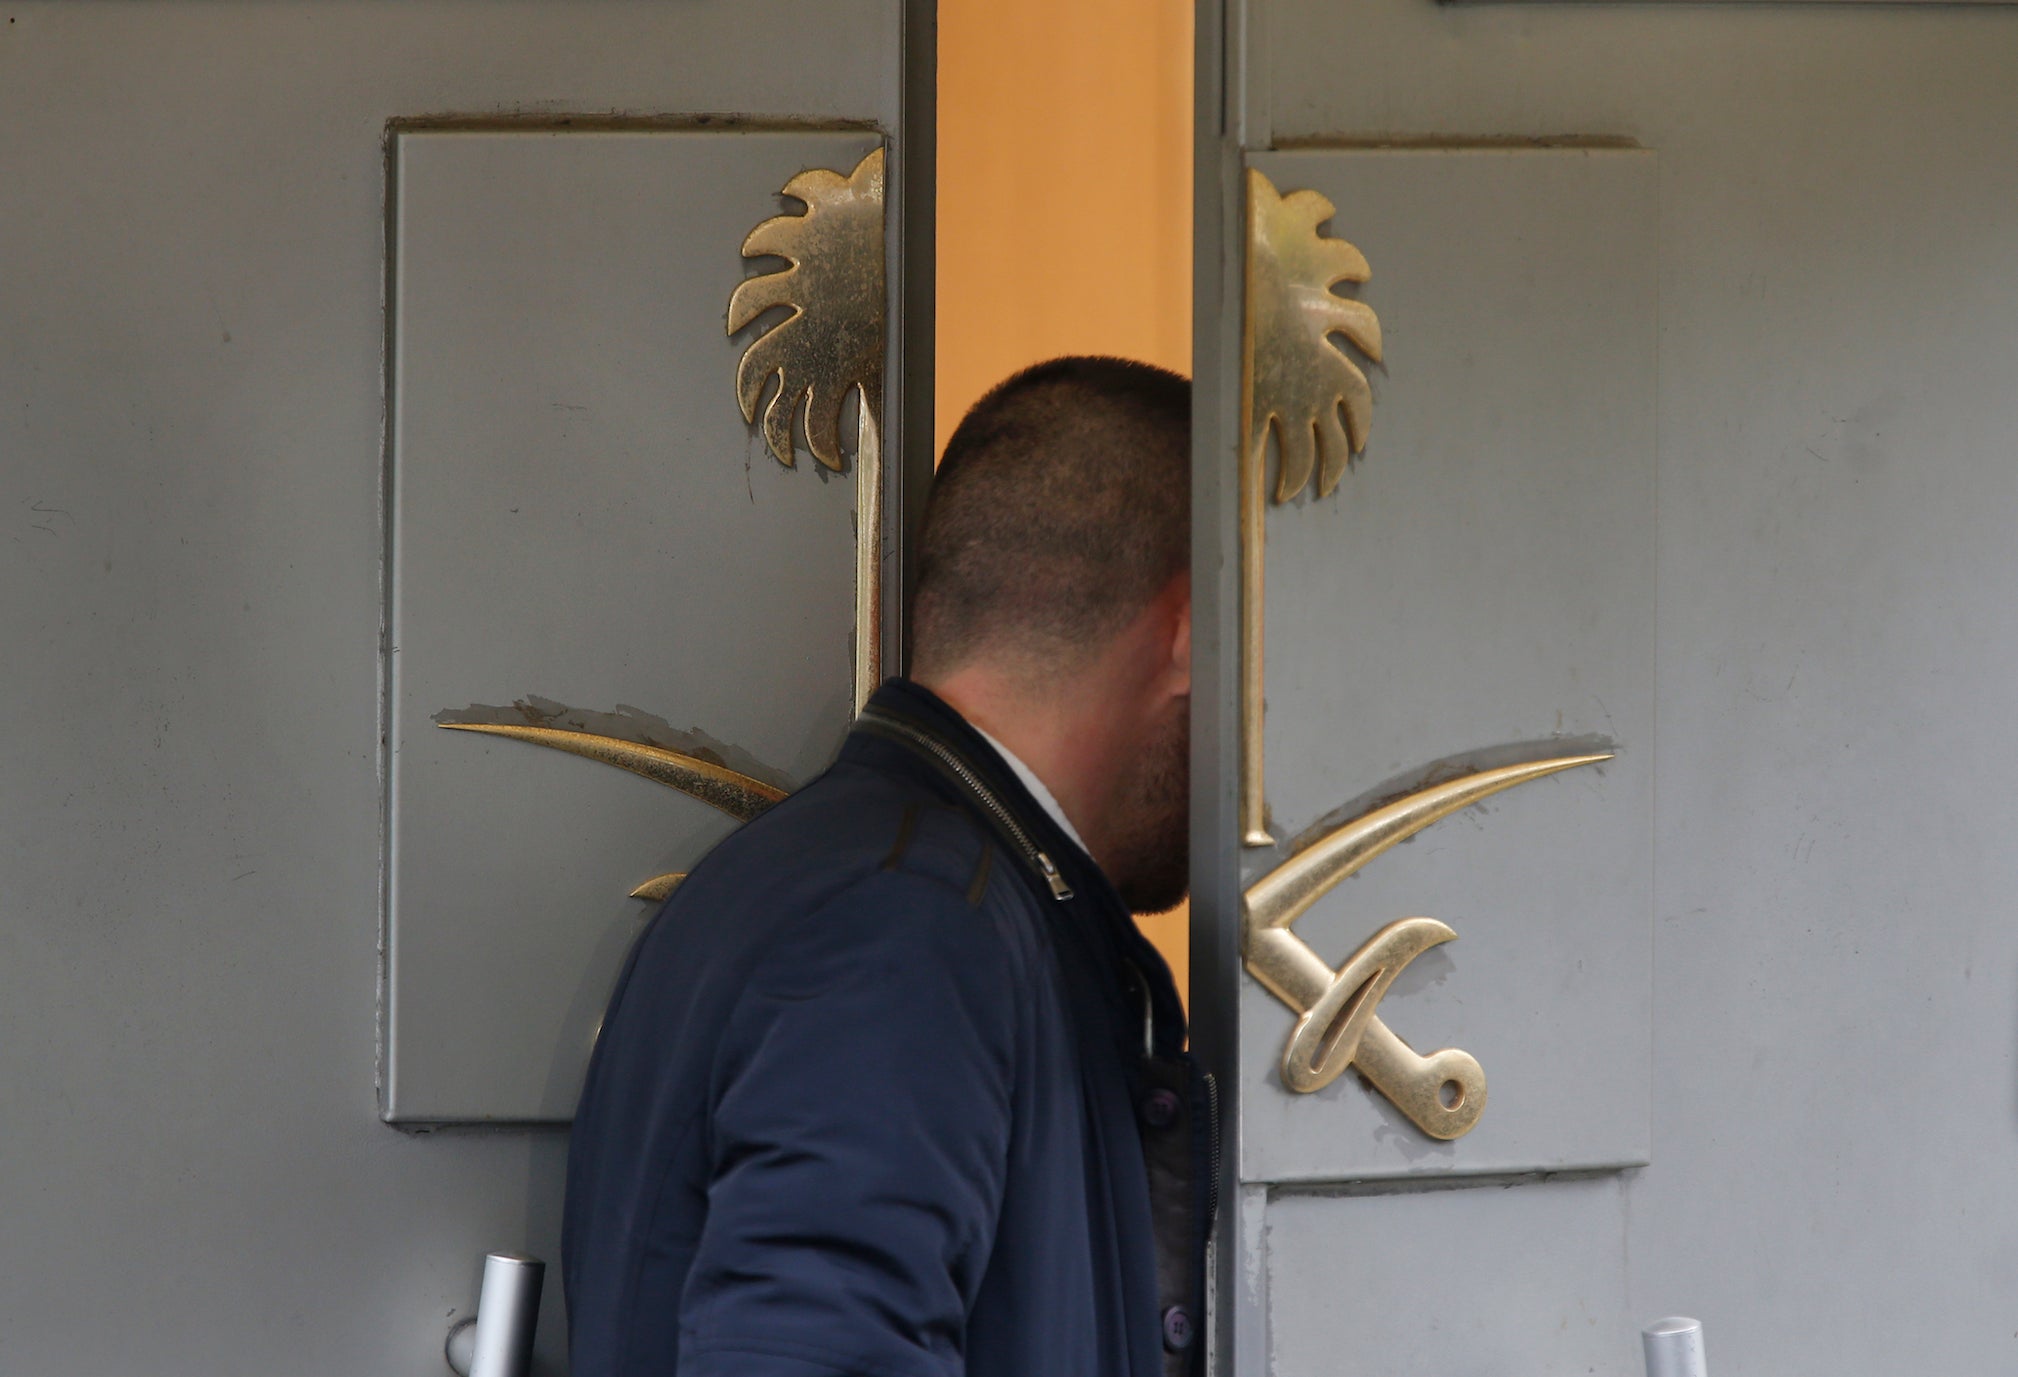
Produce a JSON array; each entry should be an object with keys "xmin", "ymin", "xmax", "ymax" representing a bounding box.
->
[
  {"xmin": 921, "ymin": 674, "xmax": 1119, "ymax": 861},
  {"xmin": 969, "ymin": 724, "xmax": 1088, "ymax": 851}
]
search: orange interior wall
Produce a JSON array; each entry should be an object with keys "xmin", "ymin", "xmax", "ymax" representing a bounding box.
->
[{"xmin": 936, "ymin": 0, "xmax": 1193, "ymax": 1000}]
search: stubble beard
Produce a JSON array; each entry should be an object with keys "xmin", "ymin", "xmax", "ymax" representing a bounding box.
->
[{"xmin": 1107, "ymin": 701, "xmax": 1191, "ymax": 915}]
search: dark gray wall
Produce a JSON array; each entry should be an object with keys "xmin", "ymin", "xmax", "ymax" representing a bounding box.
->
[{"xmin": 0, "ymin": 5, "xmax": 901, "ymax": 1372}]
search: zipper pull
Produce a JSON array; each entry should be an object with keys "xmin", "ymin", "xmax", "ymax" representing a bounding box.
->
[{"xmin": 1036, "ymin": 851, "xmax": 1074, "ymax": 901}]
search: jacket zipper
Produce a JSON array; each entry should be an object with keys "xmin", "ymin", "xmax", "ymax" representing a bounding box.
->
[
  {"xmin": 858, "ymin": 707, "xmax": 1074, "ymax": 901},
  {"xmin": 1203, "ymin": 1069, "xmax": 1222, "ymax": 1231}
]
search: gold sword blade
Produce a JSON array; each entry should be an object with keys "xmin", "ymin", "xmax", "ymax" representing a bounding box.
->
[
  {"xmin": 437, "ymin": 722, "xmax": 786, "ymax": 822},
  {"xmin": 1245, "ymin": 753, "xmax": 1614, "ymax": 936},
  {"xmin": 1242, "ymin": 752, "xmax": 1612, "ymax": 1133}
]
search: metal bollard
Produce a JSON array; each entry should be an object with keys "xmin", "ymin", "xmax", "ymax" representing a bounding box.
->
[
  {"xmin": 445, "ymin": 1252, "xmax": 545, "ymax": 1377},
  {"xmin": 1642, "ymin": 1316, "xmax": 1707, "ymax": 1377}
]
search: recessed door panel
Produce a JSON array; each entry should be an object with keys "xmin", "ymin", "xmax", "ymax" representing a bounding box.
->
[
  {"xmin": 1241, "ymin": 147, "xmax": 1657, "ymax": 1182},
  {"xmin": 386, "ymin": 129, "xmax": 882, "ymax": 1123}
]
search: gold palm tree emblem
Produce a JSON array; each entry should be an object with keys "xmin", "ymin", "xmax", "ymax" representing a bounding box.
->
[
  {"xmin": 1240, "ymin": 166, "xmax": 1385, "ymax": 845},
  {"xmin": 727, "ymin": 148, "xmax": 886, "ymax": 472},
  {"xmin": 727, "ymin": 146, "xmax": 887, "ymax": 711},
  {"xmin": 1244, "ymin": 167, "xmax": 1384, "ymax": 503}
]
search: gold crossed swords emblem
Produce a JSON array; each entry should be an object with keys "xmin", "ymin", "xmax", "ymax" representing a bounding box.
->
[
  {"xmin": 444, "ymin": 723, "xmax": 1608, "ymax": 1141},
  {"xmin": 1243, "ymin": 752, "xmax": 1609, "ymax": 1138}
]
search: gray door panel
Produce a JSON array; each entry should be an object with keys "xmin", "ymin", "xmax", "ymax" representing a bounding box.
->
[
  {"xmin": 386, "ymin": 128, "xmax": 881, "ymax": 1124},
  {"xmin": 1241, "ymin": 147, "xmax": 1658, "ymax": 1184},
  {"xmin": 1207, "ymin": 0, "xmax": 2018, "ymax": 1369}
]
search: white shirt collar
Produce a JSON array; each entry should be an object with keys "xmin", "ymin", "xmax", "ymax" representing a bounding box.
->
[{"xmin": 972, "ymin": 726, "xmax": 1089, "ymax": 854}]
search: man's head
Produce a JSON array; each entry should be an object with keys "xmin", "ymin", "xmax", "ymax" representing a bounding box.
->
[{"xmin": 910, "ymin": 356, "xmax": 1191, "ymax": 913}]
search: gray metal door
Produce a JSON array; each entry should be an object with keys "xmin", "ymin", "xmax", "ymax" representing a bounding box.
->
[
  {"xmin": 1197, "ymin": 142, "xmax": 1657, "ymax": 1375},
  {"xmin": 0, "ymin": 5, "xmax": 927, "ymax": 1372},
  {"xmin": 1192, "ymin": 9, "xmax": 1660, "ymax": 1371},
  {"xmin": 1195, "ymin": 1, "xmax": 2018, "ymax": 1374}
]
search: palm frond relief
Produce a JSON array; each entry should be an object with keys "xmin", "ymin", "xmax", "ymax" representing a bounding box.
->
[
  {"xmin": 1244, "ymin": 166, "xmax": 1384, "ymax": 502},
  {"xmin": 727, "ymin": 147, "xmax": 886, "ymax": 471}
]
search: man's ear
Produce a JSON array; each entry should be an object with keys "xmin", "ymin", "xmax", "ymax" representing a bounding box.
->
[{"xmin": 1167, "ymin": 574, "xmax": 1192, "ymax": 697}]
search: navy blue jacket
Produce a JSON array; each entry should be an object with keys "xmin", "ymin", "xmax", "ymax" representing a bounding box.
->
[{"xmin": 564, "ymin": 680, "xmax": 1211, "ymax": 1377}]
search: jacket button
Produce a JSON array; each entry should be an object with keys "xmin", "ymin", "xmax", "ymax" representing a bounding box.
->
[
  {"xmin": 1162, "ymin": 1305, "xmax": 1196, "ymax": 1351},
  {"xmin": 1141, "ymin": 1088, "xmax": 1181, "ymax": 1129}
]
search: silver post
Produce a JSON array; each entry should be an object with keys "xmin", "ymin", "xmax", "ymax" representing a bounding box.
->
[
  {"xmin": 445, "ymin": 1252, "xmax": 544, "ymax": 1377},
  {"xmin": 1642, "ymin": 1316, "xmax": 1707, "ymax": 1377}
]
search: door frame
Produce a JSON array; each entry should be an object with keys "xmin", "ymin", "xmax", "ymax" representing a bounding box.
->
[{"xmin": 1189, "ymin": 0, "xmax": 1252, "ymax": 1372}]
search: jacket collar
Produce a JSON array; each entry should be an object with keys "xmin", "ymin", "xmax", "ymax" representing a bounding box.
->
[
  {"xmin": 843, "ymin": 678, "xmax": 1188, "ymax": 1057},
  {"xmin": 845, "ymin": 677, "xmax": 1095, "ymax": 883}
]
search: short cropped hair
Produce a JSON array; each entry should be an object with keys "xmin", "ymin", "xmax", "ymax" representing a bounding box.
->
[{"xmin": 910, "ymin": 356, "xmax": 1190, "ymax": 679}]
